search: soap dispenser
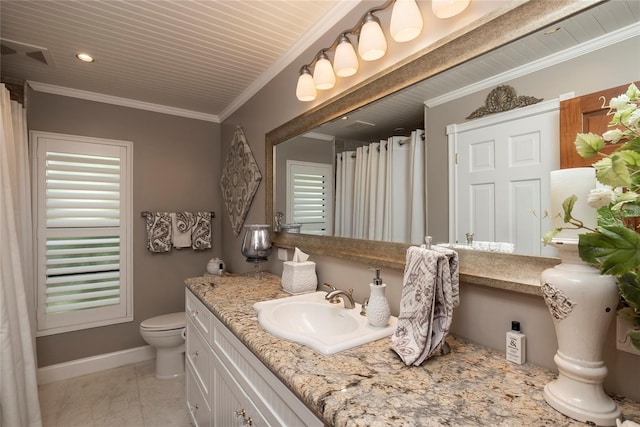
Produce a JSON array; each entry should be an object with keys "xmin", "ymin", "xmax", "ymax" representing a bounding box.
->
[{"xmin": 366, "ymin": 268, "xmax": 391, "ymax": 327}]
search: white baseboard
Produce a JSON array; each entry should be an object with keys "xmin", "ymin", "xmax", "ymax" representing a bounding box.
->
[{"xmin": 37, "ymin": 345, "xmax": 155, "ymax": 385}]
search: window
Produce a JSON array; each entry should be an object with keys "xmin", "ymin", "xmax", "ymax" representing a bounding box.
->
[
  {"xmin": 31, "ymin": 132, "xmax": 133, "ymax": 336},
  {"xmin": 286, "ymin": 160, "xmax": 333, "ymax": 235}
]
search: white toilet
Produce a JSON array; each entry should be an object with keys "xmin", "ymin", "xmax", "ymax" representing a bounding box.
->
[{"xmin": 140, "ymin": 312, "xmax": 186, "ymax": 379}]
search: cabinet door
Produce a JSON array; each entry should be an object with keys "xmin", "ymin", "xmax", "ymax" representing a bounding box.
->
[
  {"xmin": 186, "ymin": 317, "xmax": 210, "ymax": 395},
  {"xmin": 212, "ymin": 353, "xmax": 267, "ymax": 427},
  {"xmin": 187, "ymin": 362, "xmax": 211, "ymax": 427}
]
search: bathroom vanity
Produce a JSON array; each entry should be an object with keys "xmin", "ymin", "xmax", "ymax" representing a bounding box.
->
[
  {"xmin": 185, "ymin": 287, "xmax": 322, "ymax": 426},
  {"xmin": 185, "ymin": 274, "xmax": 640, "ymax": 426}
]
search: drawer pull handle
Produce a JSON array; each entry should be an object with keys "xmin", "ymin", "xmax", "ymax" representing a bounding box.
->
[
  {"xmin": 234, "ymin": 409, "xmax": 253, "ymax": 426},
  {"xmin": 191, "ymin": 350, "xmax": 199, "ymax": 358},
  {"xmin": 190, "ymin": 403, "xmax": 199, "ymax": 412}
]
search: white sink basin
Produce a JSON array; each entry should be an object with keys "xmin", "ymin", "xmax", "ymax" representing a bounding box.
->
[
  {"xmin": 253, "ymin": 291, "xmax": 397, "ymax": 355},
  {"xmin": 437, "ymin": 241, "xmax": 515, "ymax": 253}
]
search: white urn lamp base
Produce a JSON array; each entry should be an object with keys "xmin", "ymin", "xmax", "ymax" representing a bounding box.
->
[
  {"xmin": 541, "ymin": 239, "xmax": 621, "ymax": 426},
  {"xmin": 543, "ymin": 351, "xmax": 621, "ymax": 425}
]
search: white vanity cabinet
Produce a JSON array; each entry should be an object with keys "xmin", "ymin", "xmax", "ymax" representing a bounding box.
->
[
  {"xmin": 185, "ymin": 289, "xmax": 323, "ymax": 427},
  {"xmin": 186, "ymin": 288, "xmax": 212, "ymax": 425}
]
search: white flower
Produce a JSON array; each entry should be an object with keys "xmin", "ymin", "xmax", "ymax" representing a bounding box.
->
[
  {"xmin": 610, "ymin": 94, "xmax": 630, "ymax": 110},
  {"xmin": 587, "ymin": 188, "xmax": 616, "ymax": 209},
  {"xmin": 603, "ymin": 128, "xmax": 624, "ymax": 143},
  {"xmin": 626, "ymin": 107, "xmax": 640, "ymax": 129}
]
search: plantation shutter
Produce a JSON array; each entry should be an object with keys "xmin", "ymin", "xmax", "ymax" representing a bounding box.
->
[
  {"xmin": 33, "ymin": 132, "xmax": 133, "ymax": 336},
  {"xmin": 286, "ymin": 161, "xmax": 333, "ymax": 235}
]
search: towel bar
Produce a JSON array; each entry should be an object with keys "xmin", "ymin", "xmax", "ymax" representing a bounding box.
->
[{"xmin": 141, "ymin": 211, "xmax": 215, "ymax": 218}]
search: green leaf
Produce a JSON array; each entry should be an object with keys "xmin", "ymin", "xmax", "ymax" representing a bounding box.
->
[
  {"xmin": 618, "ymin": 136, "xmax": 640, "ymax": 153},
  {"xmin": 622, "ymin": 202, "xmax": 640, "ymax": 218},
  {"xmin": 626, "ymin": 82, "xmax": 640, "ymax": 100},
  {"xmin": 542, "ymin": 228, "xmax": 562, "ymax": 245},
  {"xmin": 616, "ymin": 150, "xmax": 640, "ymax": 167},
  {"xmin": 618, "ymin": 273, "xmax": 640, "ymax": 313},
  {"xmin": 578, "ymin": 225, "xmax": 640, "ymax": 275},
  {"xmin": 575, "ymin": 133, "xmax": 605, "ymax": 158},
  {"xmin": 597, "ymin": 206, "xmax": 618, "ymax": 228},
  {"xmin": 562, "ymin": 195, "xmax": 577, "ymax": 223},
  {"xmin": 593, "ymin": 155, "xmax": 632, "ymax": 187}
]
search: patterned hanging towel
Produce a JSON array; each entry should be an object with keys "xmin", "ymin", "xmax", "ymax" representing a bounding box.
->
[
  {"xmin": 192, "ymin": 212, "xmax": 212, "ymax": 250},
  {"xmin": 145, "ymin": 212, "xmax": 172, "ymax": 253},
  {"xmin": 390, "ymin": 245, "xmax": 459, "ymax": 366},
  {"xmin": 170, "ymin": 212, "xmax": 194, "ymax": 248}
]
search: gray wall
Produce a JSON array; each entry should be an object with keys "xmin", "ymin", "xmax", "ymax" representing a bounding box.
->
[
  {"xmin": 219, "ymin": 19, "xmax": 640, "ymax": 405},
  {"xmin": 28, "ymin": 90, "xmax": 221, "ymax": 366}
]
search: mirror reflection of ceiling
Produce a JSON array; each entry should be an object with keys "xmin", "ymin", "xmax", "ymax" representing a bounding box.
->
[{"xmin": 310, "ymin": 0, "xmax": 639, "ymax": 143}]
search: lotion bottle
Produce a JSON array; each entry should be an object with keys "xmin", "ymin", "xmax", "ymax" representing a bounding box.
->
[
  {"xmin": 506, "ymin": 321, "xmax": 526, "ymax": 364},
  {"xmin": 366, "ymin": 268, "xmax": 391, "ymax": 327}
]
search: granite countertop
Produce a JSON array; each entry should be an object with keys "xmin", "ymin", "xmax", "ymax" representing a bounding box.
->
[{"xmin": 185, "ymin": 273, "xmax": 640, "ymax": 427}]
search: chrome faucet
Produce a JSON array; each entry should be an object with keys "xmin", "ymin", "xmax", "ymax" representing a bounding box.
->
[
  {"xmin": 466, "ymin": 232, "xmax": 474, "ymax": 245},
  {"xmin": 323, "ymin": 283, "xmax": 355, "ymax": 309}
]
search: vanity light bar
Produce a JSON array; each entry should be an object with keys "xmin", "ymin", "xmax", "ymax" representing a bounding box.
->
[{"xmin": 296, "ymin": 0, "xmax": 471, "ymax": 102}]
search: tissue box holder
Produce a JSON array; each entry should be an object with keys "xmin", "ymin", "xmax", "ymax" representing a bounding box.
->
[{"xmin": 282, "ymin": 261, "xmax": 317, "ymax": 295}]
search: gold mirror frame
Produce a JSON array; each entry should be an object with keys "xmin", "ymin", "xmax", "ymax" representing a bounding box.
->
[{"xmin": 266, "ymin": 0, "xmax": 602, "ymax": 293}]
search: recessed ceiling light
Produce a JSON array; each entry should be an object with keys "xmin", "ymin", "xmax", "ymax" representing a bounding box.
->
[
  {"xmin": 75, "ymin": 53, "xmax": 95, "ymax": 63},
  {"xmin": 544, "ymin": 27, "xmax": 561, "ymax": 35},
  {"xmin": 341, "ymin": 115, "xmax": 349, "ymax": 120}
]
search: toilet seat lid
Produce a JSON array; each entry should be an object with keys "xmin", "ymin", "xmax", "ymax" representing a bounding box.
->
[{"xmin": 140, "ymin": 312, "xmax": 185, "ymax": 331}]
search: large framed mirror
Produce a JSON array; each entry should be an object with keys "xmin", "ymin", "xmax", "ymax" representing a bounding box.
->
[{"xmin": 266, "ymin": 0, "xmax": 638, "ymax": 290}]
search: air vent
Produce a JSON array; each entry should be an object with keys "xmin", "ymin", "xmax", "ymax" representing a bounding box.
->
[
  {"xmin": 344, "ymin": 120, "xmax": 376, "ymax": 130},
  {"xmin": 302, "ymin": 131, "xmax": 334, "ymax": 141},
  {"xmin": 1, "ymin": 38, "xmax": 54, "ymax": 66}
]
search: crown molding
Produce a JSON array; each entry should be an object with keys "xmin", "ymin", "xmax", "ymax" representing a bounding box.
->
[
  {"xmin": 218, "ymin": 0, "xmax": 363, "ymax": 122},
  {"xmin": 425, "ymin": 22, "xmax": 640, "ymax": 108},
  {"xmin": 27, "ymin": 81, "xmax": 221, "ymax": 122}
]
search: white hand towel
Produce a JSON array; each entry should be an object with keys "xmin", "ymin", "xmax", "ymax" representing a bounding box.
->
[
  {"xmin": 192, "ymin": 212, "xmax": 212, "ymax": 250},
  {"xmin": 390, "ymin": 245, "xmax": 459, "ymax": 366},
  {"xmin": 170, "ymin": 212, "xmax": 193, "ymax": 248},
  {"xmin": 145, "ymin": 212, "xmax": 172, "ymax": 253}
]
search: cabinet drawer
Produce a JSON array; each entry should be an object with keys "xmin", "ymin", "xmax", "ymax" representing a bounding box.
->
[
  {"xmin": 186, "ymin": 289, "xmax": 211, "ymax": 340},
  {"xmin": 187, "ymin": 362, "xmax": 211, "ymax": 427},
  {"xmin": 186, "ymin": 317, "xmax": 210, "ymax": 396},
  {"xmin": 211, "ymin": 315, "xmax": 323, "ymax": 426}
]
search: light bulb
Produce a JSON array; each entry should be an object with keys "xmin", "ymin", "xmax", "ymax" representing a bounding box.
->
[
  {"xmin": 390, "ymin": 0, "xmax": 423, "ymax": 42},
  {"xmin": 313, "ymin": 52, "xmax": 336, "ymax": 90},
  {"xmin": 334, "ymin": 34, "xmax": 359, "ymax": 77},
  {"xmin": 296, "ymin": 67, "xmax": 316, "ymax": 102},
  {"xmin": 432, "ymin": 0, "xmax": 471, "ymax": 19},
  {"xmin": 358, "ymin": 13, "xmax": 387, "ymax": 61}
]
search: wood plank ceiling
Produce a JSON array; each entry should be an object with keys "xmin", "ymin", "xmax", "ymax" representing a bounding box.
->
[{"xmin": 0, "ymin": 0, "xmax": 347, "ymax": 120}]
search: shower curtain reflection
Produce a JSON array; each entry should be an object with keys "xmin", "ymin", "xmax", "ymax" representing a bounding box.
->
[{"xmin": 335, "ymin": 130, "xmax": 425, "ymax": 243}]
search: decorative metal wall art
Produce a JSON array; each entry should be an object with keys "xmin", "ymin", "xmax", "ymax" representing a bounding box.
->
[
  {"xmin": 467, "ymin": 85, "xmax": 543, "ymax": 119},
  {"xmin": 220, "ymin": 126, "xmax": 262, "ymax": 236}
]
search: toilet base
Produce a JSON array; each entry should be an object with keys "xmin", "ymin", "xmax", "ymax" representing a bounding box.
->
[{"xmin": 154, "ymin": 345, "xmax": 185, "ymax": 380}]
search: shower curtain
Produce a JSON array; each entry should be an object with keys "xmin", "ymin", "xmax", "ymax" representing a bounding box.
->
[
  {"xmin": 335, "ymin": 130, "xmax": 425, "ymax": 243},
  {"xmin": 0, "ymin": 84, "xmax": 42, "ymax": 426}
]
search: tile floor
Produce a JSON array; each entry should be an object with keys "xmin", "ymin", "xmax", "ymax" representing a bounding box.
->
[{"xmin": 38, "ymin": 360, "xmax": 190, "ymax": 427}]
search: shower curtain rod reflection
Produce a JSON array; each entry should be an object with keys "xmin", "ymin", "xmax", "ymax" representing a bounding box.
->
[{"xmin": 346, "ymin": 132, "xmax": 425, "ymax": 157}]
